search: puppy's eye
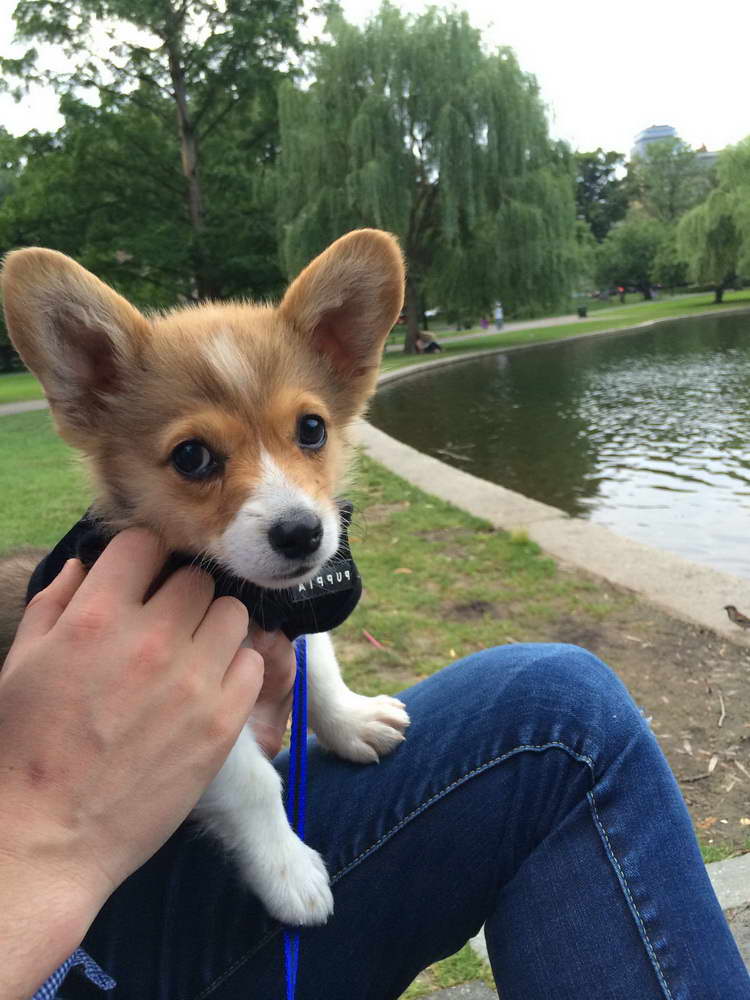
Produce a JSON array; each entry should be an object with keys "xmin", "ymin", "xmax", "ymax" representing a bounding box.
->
[
  {"xmin": 171, "ymin": 440, "xmax": 219, "ymax": 479},
  {"xmin": 297, "ymin": 414, "xmax": 326, "ymax": 451}
]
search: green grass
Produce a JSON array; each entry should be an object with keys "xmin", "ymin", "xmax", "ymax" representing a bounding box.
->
[
  {"xmin": 0, "ymin": 371, "xmax": 44, "ymax": 404},
  {"xmin": 0, "ymin": 410, "xmax": 89, "ymax": 553},
  {"xmin": 0, "ymin": 407, "xmax": 743, "ymax": 996},
  {"xmin": 383, "ymin": 290, "xmax": 750, "ymax": 372},
  {"xmin": 333, "ymin": 457, "xmax": 614, "ymax": 697},
  {"xmin": 700, "ymin": 839, "xmax": 750, "ymax": 865},
  {"xmin": 0, "ymin": 412, "xmax": 614, "ymax": 998},
  {"xmin": 402, "ymin": 943, "xmax": 495, "ymax": 998},
  {"xmin": 4, "ymin": 291, "xmax": 750, "ymax": 401}
]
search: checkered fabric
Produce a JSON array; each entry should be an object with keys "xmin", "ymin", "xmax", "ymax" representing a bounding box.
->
[{"xmin": 32, "ymin": 948, "xmax": 115, "ymax": 999}]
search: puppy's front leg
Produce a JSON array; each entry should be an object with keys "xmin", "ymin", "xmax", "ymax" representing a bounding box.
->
[
  {"xmin": 306, "ymin": 631, "xmax": 410, "ymax": 763},
  {"xmin": 195, "ymin": 725, "xmax": 332, "ymax": 925}
]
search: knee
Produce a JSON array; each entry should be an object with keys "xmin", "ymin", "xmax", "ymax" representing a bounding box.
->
[{"xmin": 457, "ymin": 642, "xmax": 650, "ymax": 763}]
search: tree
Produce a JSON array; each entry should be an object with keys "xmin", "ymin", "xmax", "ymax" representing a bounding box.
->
[
  {"xmin": 595, "ymin": 217, "xmax": 663, "ymax": 299},
  {"xmin": 573, "ymin": 219, "xmax": 598, "ymax": 290},
  {"xmin": 653, "ymin": 230, "xmax": 688, "ymax": 294},
  {"xmin": 574, "ymin": 149, "xmax": 629, "ymax": 241},
  {"xmin": 0, "ymin": 127, "xmax": 26, "ymax": 366},
  {"xmin": 676, "ymin": 190, "xmax": 742, "ymax": 303},
  {"xmin": 0, "ymin": 90, "xmax": 288, "ymax": 310},
  {"xmin": 3, "ymin": 0, "xmax": 301, "ymax": 298},
  {"xmin": 277, "ymin": 4, "xmax": 578, "ymax": 352},
  {"xmin": 629, "ymin": 137, "xmax": 713, "ymax": 224},
  {"xmin": 716, "ymin": 137, "xmax": 750, "ymax": 276}
]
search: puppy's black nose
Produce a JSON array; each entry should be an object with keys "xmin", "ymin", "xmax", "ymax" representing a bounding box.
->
[{"xmin": 268, "ymin": 511, "xmax": 323, "ymax": 560}]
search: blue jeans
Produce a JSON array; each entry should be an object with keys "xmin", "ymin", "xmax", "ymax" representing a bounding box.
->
[{"xmin": 71, "ymin": 644, "xmax": 750, "ymax": 999}]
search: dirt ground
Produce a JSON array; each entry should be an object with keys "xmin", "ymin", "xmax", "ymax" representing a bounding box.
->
[
  {"xmin": 543, "ymin": 572, "xmax": 750, "ymax": 853},
  {"xmin": 342, "ymin": 486, "xmax": 750, "ymax": 854}
]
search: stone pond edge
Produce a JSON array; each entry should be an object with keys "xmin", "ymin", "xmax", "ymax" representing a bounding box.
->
[
  {"xmin": 368, "ymin": 309, "xmax": 750, "ymax": 648},
  {"xmin": 366, "ymin": 314, "xmax": 750, "ymax": 919}
]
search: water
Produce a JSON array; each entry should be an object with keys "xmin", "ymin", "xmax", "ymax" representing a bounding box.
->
[{"xmin": 370, "ymin": 312, "xmax": 750, "ymax": 579}]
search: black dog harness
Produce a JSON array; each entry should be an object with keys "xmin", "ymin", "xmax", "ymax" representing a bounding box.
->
[{"xmin": 26, "ymin": 502, "xmax": 362, "ymax": 640}]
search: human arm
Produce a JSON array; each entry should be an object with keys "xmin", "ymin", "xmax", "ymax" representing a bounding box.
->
[{"xmin": 0, "ymin": 530, "xmax": 267, "ymax": 1000}]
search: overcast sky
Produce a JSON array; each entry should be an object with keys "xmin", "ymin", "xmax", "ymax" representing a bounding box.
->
[{"xmin": 1, "ymin": 0, "xmax": 747, "ymax": 156}]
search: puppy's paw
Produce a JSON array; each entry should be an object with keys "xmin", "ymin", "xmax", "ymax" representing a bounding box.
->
[
  {"xmin": 315, "ymin": 692, "xmax": 410, "ymax": 764},
  {"xmin": 243, "ymin": 834, "xmax": 333, "ymax": 927}
]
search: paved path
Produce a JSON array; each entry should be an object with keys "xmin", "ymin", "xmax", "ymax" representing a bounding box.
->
[
  {"xmin": 0, "ymin": 398, "xmax": 48, "ymax": 416},
  {"xmin": 423, "ymin": 985, "xmax": 495, "ymax": 999},
  {"xmin": 385, "ymin": 312, "xmax": 596, "ymax": 353}
]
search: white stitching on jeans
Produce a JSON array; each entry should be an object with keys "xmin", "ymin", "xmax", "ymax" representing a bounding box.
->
[
  {"xmin": 588, "ymin": 793, "xmax": 674, "ymax": 1000},
  {"xmin": 331, "ymin": 739, "xmax": 674, "ymax": 1000},
  {"xmin": 195, "ymin": 745, "xmax": 593, "ymax": 998},
  {"xmin": 331, "ymin": 741, "xmax": 595, "ymax": 882},
  {"xmin": 195, "ymin": 739, "xmax": 675, "ymax": 1000}
]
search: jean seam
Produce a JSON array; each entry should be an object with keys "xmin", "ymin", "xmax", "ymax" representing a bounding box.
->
[
  {"xmin": 330, "ymin": 741, "xmax": 595, "ymax": 883},
  {"xmin": 191, "ymin": 742, "xmax": 591, "ymax": 999},
  {"xmin": 191, "ymin": 926, "xmax": 278, "ymax": 1000},
  {"xmin": 588, "ymin": 792, "xmax": 674, "ymax": 1000},
  {"xmin": 192, "ymin": 739, "xmax": 670, "ymax": 1000}
]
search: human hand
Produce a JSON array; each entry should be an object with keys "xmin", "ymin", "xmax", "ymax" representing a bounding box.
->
[
  {"xmin": 246, "ymin": 626, "xmax": 297, "ymax": 758},
  {"xmin": 0, "ymin": 528, "xmax": 262, "ymax": 911}
]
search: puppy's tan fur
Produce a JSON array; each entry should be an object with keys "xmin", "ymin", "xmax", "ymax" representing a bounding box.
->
[
  {"xmin": 1, "ymin": 230, "xmax": 409, "ymax": 926},
  {"xmin": 0, "ymin": 229, "xmax": 404, "ymax": 656}
]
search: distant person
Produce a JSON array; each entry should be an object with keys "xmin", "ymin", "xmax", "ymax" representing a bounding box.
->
[
  {"xmin": 415, "ymin": 331, "xmax": 442, "ymax": 354},
  {"xmin": 494, "ymin": 301, "xmax": 504, "ymax": 330},
  {"xmin": 617, "ymin": 285, "xmax": 625, "ymax": 303}
]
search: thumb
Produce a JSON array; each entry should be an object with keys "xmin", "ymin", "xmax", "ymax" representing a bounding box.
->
[{"xmin": 15, "ymin": 559, "xmax": 87, "ymax": 643}]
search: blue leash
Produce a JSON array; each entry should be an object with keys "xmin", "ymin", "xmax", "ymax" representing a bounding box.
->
[{"xmin": 284, "ymin": 635, "xmax": 309, "ymax": 998}]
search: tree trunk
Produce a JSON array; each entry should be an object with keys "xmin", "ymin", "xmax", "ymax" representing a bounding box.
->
[
  {"xmin": 164, "ymin": 12, "xmax": 209, "ymax": 299},
  {"xmin": 641, "ymin": 285, "xmax": 653, "ymax": 301},
  {"xmin": 403, "ymin": 275, "xmax": 421, "ymax": 354}
]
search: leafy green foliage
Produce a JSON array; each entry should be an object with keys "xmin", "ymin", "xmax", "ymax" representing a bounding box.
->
[
  {"xmin": 277, "ymin": 4, "xmax": 578, "ymax": 349},
  {"xmin": 677, "ymin": 190, "xmax": 742, "ymax": 301},
  {"xmin": 573, "ymin": 218, "xmax": 598, "ymax": 290},
  {"xmin": 673, "ymin": 137, "xmax": 750, "ymax": 300},
  {"xmin": 629, "ymin": 138, "xmax": 713, "ymax": 224},
  {"xmin": 575, "ymin": 148, "xmax": 629, "ymax": 241},
  {"xmin": 716, "ymin": 137, "xmax": 750, "ymax": 276},
  {"xmin": 2, "ymin": 0, "xmax": 300, "ymax": 300},
  {"xmin": 653, "ymin": 229, "xmax": 688, "ymax": 292},
  {"xmin": 595, "ymin": 216, "xmax": 664, "ymax": 297}
]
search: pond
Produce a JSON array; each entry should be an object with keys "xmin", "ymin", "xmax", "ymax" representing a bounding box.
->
[{"xmin": 369, "ymin": 312, "xmax": 750, "ymax": 580}]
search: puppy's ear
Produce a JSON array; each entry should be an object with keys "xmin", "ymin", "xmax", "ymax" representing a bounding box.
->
[
  {"xmin": 278, "ymin": 229, "xmax": 405, "ymax": 411},
  {"xmin": 1, "ymin": 248, "xmax": 149, "ymax": 438}
]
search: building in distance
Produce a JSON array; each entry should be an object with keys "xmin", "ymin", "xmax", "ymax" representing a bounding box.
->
[
  {"xmin": 631, "ymin": 124, "xmax": 719, "ymax": 168},
  {"xmin": 631, "ymin": 124, "xmax": 678, "ymax": 159}
]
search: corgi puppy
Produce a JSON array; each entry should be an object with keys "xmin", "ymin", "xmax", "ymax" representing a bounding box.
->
[{"xmin": 0, "ymin": 229, "xmax": 410, "ymax": 926}]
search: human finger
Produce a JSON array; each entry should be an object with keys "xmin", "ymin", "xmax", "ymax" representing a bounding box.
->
[
  {"xmin": 222, "ymin": 644, "xmax": 264, "ymax": 706},
  {"xmin": 192, "ymin": 596, "xmax": 250, "ymax": 676},
  {"xmin": 71, "ymin": 528, "xmax": 168, "ymax": 609},
  {"xmin": 15, "ymin": 559, "xmax": 87, "ymax": 643},
  {"xmin": 246, "ymin": 623, "xmax": 280, "ymax": 657},
  {"xmin": 247, "ymin": 625, "xmax": 296, "ymax": 701},
  {"xmin": 144, "ymin": 565, "xmax": 216, "ymax": 636}
]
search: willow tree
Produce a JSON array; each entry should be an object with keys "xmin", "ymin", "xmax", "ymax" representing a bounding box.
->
[
  {"xmin": 677, "ymin": 190, "xmax": 742, "ymax": 303},
  {"xmin": 715, "ymin": 137, "xmax": 750, "ymax": 276},
  {"xmin": 277, "ymin": 4, "xmax": 577, "ymax": 352}
]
